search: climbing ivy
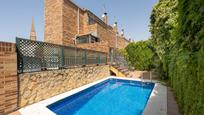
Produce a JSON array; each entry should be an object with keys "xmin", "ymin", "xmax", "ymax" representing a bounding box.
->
[{"xmin": 150, "ymin": 0, "xmax": 204, "ymax": 114}]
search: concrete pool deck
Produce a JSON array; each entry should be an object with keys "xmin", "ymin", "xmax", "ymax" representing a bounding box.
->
[
  {"xmin": 14, "ymin": 76, "xmax": 168, "ymax": 115},
  {"xmin": 143, "ymin": 83, "xmax": 167, "ymax": 115}
]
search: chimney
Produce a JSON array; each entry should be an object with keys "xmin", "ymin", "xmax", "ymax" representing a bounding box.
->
[
  {"xmin": 113, "ymin": 22, "xmax": 118, "ymax": 34},
  {"xmin": 121, "ymin": 29, "xmax": 125, "ymax": 37},
  {"xmin": 102, "ymin": 12, "xmax": 108, "ymax": 24},
  {"xmin": 30, "ymin": 17, "xmax": 36, "ymax": 41}
]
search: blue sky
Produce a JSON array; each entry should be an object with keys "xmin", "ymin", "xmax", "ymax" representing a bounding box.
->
[{"xmin": 0, "ymin": 0, "xmax": 158, "ymax": 43}]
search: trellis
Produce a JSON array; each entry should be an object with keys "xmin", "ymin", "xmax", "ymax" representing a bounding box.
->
[{"xmin": 16, "ymin": 38, "xmax": 107, "ymax": 73}]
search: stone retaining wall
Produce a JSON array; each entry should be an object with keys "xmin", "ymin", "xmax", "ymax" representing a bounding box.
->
[{"xmin": 19, "ymin": 65, "xmax": 110, "ymax": 107}]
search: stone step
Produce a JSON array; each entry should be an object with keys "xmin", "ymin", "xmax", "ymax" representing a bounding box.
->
[
  {"xmin": 127, "ymin": 74, "xmax": 133, "ymax": 78},
  {"xmin": 112, "ymin": 65, "xmax": 119, "ymax": 68},
  {"xmin": 122, "ymin": 72, "xmax": 128, "ymax": 76},
  {"xmin": 111, "ymin": 65, "xmax": 132, "ymax": 77},
  {"xmin": 118, "ymin": 67, "xmax": 128, "ymax": 70},
  {"xmin": 120, "ymin": 69, "xmax": 128, "ymax": 73}
]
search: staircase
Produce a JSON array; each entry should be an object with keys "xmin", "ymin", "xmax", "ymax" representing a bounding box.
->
[
  {"xmin": 110, "ymin": 64, "xmax": 132, "ymax": 77},
  {"xmin": 110, "ymin": 51, "xmax": 132, "ymax": 77}
]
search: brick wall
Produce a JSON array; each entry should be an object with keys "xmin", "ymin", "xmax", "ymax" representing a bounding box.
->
[
  {"xmin": 44, "ymin": 0, "xmax": 129, "ymax": 53},
  {"xmin": 96, "ymin": 24, "xmax": 117, "ymax": 48},
  {"xmin": 62, "ymin": 0, "xmax": 85, "ymax": 45},
  {"xmin": 117, "ymin": 36, "xmax": 129, "ymax": 49},
  {"xmin": 0, "ymin": 42, "xmax": 18, "ymax": 114},
  {"xmin": 44, "ymin": 0, "xmax": 64, "ymax": 45},
  {"xmin": 77, "ymin": 41, "xmax": 109, "ymax": 53}
]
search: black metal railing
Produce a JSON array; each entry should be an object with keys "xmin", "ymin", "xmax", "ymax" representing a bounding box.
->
[{"xmin": 16, "ymin": 38, "xmax": 107, "ymax": 73}]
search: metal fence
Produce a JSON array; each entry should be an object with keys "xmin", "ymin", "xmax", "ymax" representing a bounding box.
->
[{"xmin": 16, "ymin": 38, "xmax": 107, "ymax": 73}]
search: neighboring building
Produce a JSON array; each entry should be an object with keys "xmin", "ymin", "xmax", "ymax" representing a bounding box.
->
[{"xmin": 44, "ymin": 0, "xmax": 129, "ymax": 61}]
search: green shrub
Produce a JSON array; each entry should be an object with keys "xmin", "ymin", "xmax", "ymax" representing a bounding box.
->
[{"xmin": 124, "ymin": 40, "xmax": 155, "ymax": 71}]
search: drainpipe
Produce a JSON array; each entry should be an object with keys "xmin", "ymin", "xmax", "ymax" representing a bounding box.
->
[
  {"xmin": 77, "ymin": 8, "xmax": 80, "ymax": 36},
  {"xmin": 113, "ymin": 22, "xmax": 118, "ymax": 49},
  {"xmin": 116, "ymin": 34, "xmax": 118, "ymax": 49},
  {"xmin": 74, "ymin": 8, "xmax": 80, "ymax": 65},
  {"xmin": 75, "ymin": 8, "xmax": 80, "ymax": 45}
]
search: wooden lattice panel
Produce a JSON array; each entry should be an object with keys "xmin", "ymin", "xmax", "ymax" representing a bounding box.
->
[{"xmin": 16, "ymin": 38, "xmax": 108, "ymax": 73}]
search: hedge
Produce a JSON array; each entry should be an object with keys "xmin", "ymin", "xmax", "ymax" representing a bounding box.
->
[{"xmin": 150, "ymin": 0, "xmax": 204, "ymax": 114}]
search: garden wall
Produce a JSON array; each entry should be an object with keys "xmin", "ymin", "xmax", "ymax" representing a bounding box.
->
[
  {"xmin": 19, "ymin": 65, "xmax": 110, "ymax": 107},
  {"xmin": 0, "ymin": 42, "xmax": 18, "ymax": 114}
]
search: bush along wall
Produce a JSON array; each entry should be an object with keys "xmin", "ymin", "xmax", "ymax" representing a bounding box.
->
[
  {"xmin": 150, "ymin": 0, "xmax": 204, "ymax": 114},
  {"xmin": 124, "ymin": 40, "xmax": 155, "ymax": 71}
]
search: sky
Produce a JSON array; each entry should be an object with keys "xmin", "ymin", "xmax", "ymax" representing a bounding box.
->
[{"xmin": 0, "ymin": 0, "xmax": 158, "ymax": 43}]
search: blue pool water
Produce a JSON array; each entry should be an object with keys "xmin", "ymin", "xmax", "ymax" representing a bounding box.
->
[{"xmin": 47, "ymin": 79, "xmax": 154, "ymax": 115}]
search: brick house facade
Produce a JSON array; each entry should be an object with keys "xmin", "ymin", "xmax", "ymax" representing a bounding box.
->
[
  {"xmin": 0, "ymin": 42, "xmax": 18, "ymax": 114},
  {"xmin": 44, "ymin": 0, "xmax": 129, "ymax": 58}
]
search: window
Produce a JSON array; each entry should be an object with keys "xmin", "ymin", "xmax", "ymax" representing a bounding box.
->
[
  {"xmin": 76, "ymin": 35, "xmax": 100, "ymax": 44},
  {"xmin": 88, "ymin": 16, "xmax": 96, "ymax": 25},
  {"xmin": 91, "ymin": 36, "xmax": 100, "ymax": 43},
  {"xmin": 76, "ymin": 36, "xmax": 89, "ymax": 44}
]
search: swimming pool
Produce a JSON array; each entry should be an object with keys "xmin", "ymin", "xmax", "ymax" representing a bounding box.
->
[{"xmin": 47, "ymin": 78, "xmax": 154, "ymax": 115}]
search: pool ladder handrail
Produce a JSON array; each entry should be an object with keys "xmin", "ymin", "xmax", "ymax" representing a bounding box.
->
[
  {"xmin": 142, "ymin": 71, "xmax": 153, "ymax": 83},
  {"xmin": 141, "ymin": 73, "xmax": 145, "ymax": 87},
  {"xmin": 150, "ymin": 71, "xmax": 152, "ymax": 83}
]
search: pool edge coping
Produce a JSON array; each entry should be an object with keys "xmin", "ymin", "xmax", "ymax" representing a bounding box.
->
[
  {"xmin": 143, "ymin": 82, "xmax": 167, "ymax": 115},
  {"xmin": 19, "ymin": 76, "xmax": 164, "ymax": 115}
]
